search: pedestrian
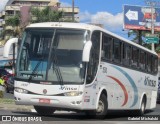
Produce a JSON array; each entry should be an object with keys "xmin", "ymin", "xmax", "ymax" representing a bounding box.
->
[
  {"xmin": 0, "ymin": 73, "xmax": 5, "ymax": 87},
  {"xmin": 0, "ymin": 73, "xmax": 5, "ymax": 98}
]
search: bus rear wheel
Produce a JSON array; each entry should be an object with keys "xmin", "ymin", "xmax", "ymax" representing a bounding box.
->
[
  {"xmin": 137, "ymin": 97, "xmax": 146, "ymax": 116},
  {"xmin": 34, "ymin": 106, "xmax": 55, "ymax": 116},
  {"xmin": 85, "ymin": 94, "xmax": 108, "ymax": 119}
]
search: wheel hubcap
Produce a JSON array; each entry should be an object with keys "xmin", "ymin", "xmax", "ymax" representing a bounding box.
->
[{"xmin": 97, "ymin": 100, "xmax": 104, "ymax": 113}]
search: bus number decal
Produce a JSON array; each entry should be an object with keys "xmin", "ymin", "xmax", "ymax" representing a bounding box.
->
[{"xmin": 103, "ymin": 67, "xmax": 107, "ymax": 74}]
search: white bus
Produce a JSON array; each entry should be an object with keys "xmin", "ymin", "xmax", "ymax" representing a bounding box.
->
[{"xmin": 4, "ymin": 22, "xmax": 158, "ymax": 119}]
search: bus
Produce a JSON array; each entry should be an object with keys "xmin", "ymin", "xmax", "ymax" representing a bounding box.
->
[{"xmin": 3, "ymin": 22, "xmax": 158, "ymax": 119}]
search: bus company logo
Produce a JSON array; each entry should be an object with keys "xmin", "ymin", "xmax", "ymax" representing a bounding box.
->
[
  {"xmin": 43, "ymin": 89, "xmax": 47, "ymax": 94},
  {"xmin": 59, "ymin": 86, "xmax": 77, "ymax": 90},
  {"xmin": 144, "ymin": 76, "xmax": 156, "ymax": 87}
]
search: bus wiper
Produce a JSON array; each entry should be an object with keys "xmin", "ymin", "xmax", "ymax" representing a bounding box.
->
[
  {"xmin": 28, "ymin": 58, "xmax": 43, "ymax": 82},
  {"xmin": 52, "ymin": 50, "xmax": 63, "ymax": 85}
]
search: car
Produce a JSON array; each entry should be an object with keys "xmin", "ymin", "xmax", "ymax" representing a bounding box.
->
[
  {"xmin": 0, "ymin": 68, "xmax": 13, "ymax": 82},
  {"xmin": 157, "ymin": 78, "xmax": 160, "ymax": 104},
  {"xmin": 0, "ymin": 68, "xmax": 14, "ymax": 92},
  {"xmin": 6, "ymin": 76, "xmax": 14, "ymax": 93}
]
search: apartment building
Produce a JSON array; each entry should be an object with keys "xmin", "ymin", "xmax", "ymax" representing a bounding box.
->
[{"xmin": 0, "ymin": 0, "xmax": 79, "ymax": 43}]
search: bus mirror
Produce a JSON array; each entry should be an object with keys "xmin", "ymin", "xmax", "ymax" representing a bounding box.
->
[
  {"xmin": 3, "ymin": 38, "xmax": 18, "ymax": 58},
  {"xmin": 82, "ymin": 41, "xmax": 92, "ymax": 62}
]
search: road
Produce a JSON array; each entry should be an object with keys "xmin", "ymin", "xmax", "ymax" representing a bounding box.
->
[{"xmin": 1, "ymin": 92, "xmax": 160, "ymax": 123}]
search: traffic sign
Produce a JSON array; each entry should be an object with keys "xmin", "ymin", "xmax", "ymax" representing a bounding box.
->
[{"xmin": 145, "ymin": 35, "xmax": 159, "ymax": 44}]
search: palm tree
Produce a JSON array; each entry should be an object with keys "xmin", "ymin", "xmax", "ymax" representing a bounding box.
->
[{"xmin": 30, "ymin": 6, "xmax": 63, "ymax": 23}]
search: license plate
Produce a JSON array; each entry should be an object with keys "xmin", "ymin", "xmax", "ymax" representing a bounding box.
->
[{"xmin": 39, "ymin": 98, "xmax": 50, "ymax": 104}]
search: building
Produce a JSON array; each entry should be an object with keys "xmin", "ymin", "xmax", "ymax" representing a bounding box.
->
[{"xmin": 0, "ymin": 0, "xmax": 79, "ymax": 45}]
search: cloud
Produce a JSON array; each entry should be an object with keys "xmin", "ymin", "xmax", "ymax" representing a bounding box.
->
[
  {"xmin": 79, "ymin": 11, "xmax": 123, "ymax": 31},
  {"xmin": 0, "ymin": 0, "xmax": 8, "ymax": 12}
]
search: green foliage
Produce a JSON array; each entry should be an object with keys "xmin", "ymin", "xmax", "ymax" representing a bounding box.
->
[
  {"xmin": 5, "ymin": 14, "xmax": 20, "ymax": 27},
  {"xmin": 30, "ymin": 6, "xmax": 63, "ymax": 23},
  {"xmin": 155, "ymin": 45, "xmax": 160, "ymax": 53}
]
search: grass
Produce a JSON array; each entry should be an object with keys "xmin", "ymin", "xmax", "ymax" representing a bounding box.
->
[{"xmin": 0, "ymin": 98, "xmax": 14, "ymax": 104}]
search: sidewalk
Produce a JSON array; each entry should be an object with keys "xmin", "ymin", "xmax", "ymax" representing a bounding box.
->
[{"xmin": 0, "ymin": 98, "xmax": 33, "ymax": 112}]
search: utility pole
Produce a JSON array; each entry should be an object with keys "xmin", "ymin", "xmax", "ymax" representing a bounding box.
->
[
  {"xmin": 151, "ymin": 2, "xmax": 155, "ymax": 51},
  {"xmin": 145, "ymin": 0, "xmax": 156, "ymax": 51},
  {"xmin": 72, "ymin": 0, "xmax": 74, "ymax": 22}
]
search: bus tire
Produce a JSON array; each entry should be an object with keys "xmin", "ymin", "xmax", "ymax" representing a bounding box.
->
[
  {"xmin": 85, "ymin": 94, "xmax": 108, "ymax": 119},
  {"xmin": 34, "ymin": 106, "xmax": 55, "ymax": 116},
  {"xmin": 137, "ymin": 97, "xmax": 146, "ymax": 116}
]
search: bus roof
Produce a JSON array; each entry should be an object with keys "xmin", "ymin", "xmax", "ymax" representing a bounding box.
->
[{"xmin": 27, "ymin": 22, "xmax": 157, "ymax": 55}]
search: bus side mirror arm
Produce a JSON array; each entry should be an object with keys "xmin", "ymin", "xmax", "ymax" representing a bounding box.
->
[
  {"xmin": 3, "ymin": 38, "xmax": 18, "ymax": 58},
  {"xmin": 82, "ymin": 41, "xmax": 92, "ymax": 62}
]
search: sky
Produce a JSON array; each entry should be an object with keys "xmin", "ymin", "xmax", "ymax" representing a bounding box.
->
[{"xmin": 0, "ymin": 0, "xmax": 157, "ymax": 39}]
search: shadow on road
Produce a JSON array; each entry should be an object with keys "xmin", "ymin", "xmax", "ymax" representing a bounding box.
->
[{"xmin": 11, "ymin": 110, "xmax": 155, "ymax": 121}]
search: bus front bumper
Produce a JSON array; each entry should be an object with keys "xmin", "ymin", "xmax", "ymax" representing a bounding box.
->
[{"xmin": 14, "ymin": 91, "xmax": 84, "ymax": 110}]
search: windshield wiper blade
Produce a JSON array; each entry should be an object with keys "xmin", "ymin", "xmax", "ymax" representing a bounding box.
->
[
  {"xmin": 28, "ymin": 60, "xmax": 42, "ymax": 82},
  {"xmin": 53, "ymin": 54, "xmax": 63, "ymax": 85}
]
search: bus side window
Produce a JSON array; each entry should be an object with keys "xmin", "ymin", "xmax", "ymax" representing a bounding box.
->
[
  {"xmin": 113, "ymin": 39, "xmax": 121, "ymax": 63},
  {"xmin": 122, "ymin": 44, "xmax": 131, "ymax": 66},
  {"xmin": 147, "ymin": 54, "xmax": 151, "ymax": 73},
  {"xmin": 86, "ymin": 31, "xmax": 100, "ymax": 84},
  {"xmin": 102, "ymin": 34, "xmax": 112, "ymax": 61},
  {"xmin": 139, "ymin": 51, "xmax": 146, "ymax": 71},
  {"xmin": 152, "ymin": 56, "xmax": 158, "ymax": 74},
  {"xmin": 131, "ymin": 47, "xmax": 138, "ymax": 68}
]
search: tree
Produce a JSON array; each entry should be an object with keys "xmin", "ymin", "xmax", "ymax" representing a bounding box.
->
[
  {"xmin": 5, "ymin": 14, "xmax": 21, "ymax": 37},
  {"xmin": 30, "ymin": 6, "xmax": 63, "ymax": 23}
]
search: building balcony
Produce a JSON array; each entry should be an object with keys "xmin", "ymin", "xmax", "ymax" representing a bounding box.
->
[
  {"xmin": 5, "ymin": 5, "xmax": 20, "ymax": 11},
  {"xmin": 0, "ymin": 21, "xmax": 5, "ymax": 27},
  {"xmin": 58, "ymin": 7, "xmax": 79, "ymax": 14},
  {"xmin": 0, "ymin": 11, "xmax": 5, "ymax": 19},
  {"xmin": 5, "ymin": 26, "xmax": 14, "ymax": 30}
]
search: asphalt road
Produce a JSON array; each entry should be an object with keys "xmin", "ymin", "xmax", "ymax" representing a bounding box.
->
[{"xmin": 2, "ymin": 92, "xmax": 160, "ymax": 122}]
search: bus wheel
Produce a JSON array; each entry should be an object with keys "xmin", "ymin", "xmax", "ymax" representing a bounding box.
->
[
  {"xmin": 85, "ymin": 94, "xmax": 108, "ymax": 119},
  {"xmin": 96, "ymin": 94, "xmax": 108, "ymax": 119},
  {"xmin": 137, "ymin": 97, "xmax": 146, "ymax": 116},
  {"xmin": 34, "ymin": 106, "xmax": 55, "ymax": 116}
]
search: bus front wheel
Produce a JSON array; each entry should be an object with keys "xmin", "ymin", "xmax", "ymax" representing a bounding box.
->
[
  {"xmin": 85, "ymin": 94, "xmax": 108, "ymax": 119},
  {"xmin": 34, "ymin": 106, "xmax": 55, "ymax": 116}
]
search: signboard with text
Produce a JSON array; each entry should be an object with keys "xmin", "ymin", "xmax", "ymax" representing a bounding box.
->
[
  {"xmin": 145, "ymin": 34, "xmax": 159, "ymax": 43},
  {"xmin": 123, "ymin": 5, "xmax": 160, "ymax": 31}
]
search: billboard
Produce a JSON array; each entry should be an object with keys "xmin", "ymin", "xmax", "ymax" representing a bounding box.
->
[{"xmin": 123, "ymin": 5, "xmax": 160, "ymax": 31}]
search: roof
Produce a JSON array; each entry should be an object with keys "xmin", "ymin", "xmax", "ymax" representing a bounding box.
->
[
  {"xmin": 7, "ymin": 0, "xmax": 51, "ymax": 5},
  {"xmin": 27, "ymin": 22, "xmax": 157, "ymax": 55}
]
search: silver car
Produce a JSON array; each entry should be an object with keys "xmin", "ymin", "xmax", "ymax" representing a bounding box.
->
[{"xmin": 157, "ymin": 79, "xmax": 160, "ymax": 103}]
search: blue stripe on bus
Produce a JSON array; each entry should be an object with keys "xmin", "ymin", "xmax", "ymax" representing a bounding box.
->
[{"xmin": 111, "ymin": 65, "xmax": 138, "ymax": 108}]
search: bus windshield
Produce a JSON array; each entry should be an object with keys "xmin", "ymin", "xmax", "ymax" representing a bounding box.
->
[{"xmin": 16, "ymin": 28, "xmax": 89, "ymax": 84}]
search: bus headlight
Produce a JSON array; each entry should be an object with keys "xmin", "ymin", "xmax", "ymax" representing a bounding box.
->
[
  {"xmin": 64, "ymin": 91, "xmax": 83, "ymax": 96},
  {"xmin": 15, "ymin": 88, "xmax": 28, "ymax": 94}
]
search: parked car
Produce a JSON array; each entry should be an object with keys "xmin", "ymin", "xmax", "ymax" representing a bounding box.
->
[
  {"xmin": 157, "ymin": 78, "xmax": 160, "ymax": 104},
  {"xmin": 0, "ymin": 68, "xmax": 13, "ymax": 81},
  {"xmin": 6, "ymin": 76, "xmax": 14, "ymax": 93},
  {"xmin": 0, "ymin": 68, "xmax": 14, "ymax": 93}
]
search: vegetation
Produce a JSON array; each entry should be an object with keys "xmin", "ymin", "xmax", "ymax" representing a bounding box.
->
[
  {"xmin": 30, "ymin": 6, "xmax": 63, "ymax": 23},
  {"xmin": 127, "ymin": 29, "xmax": 160, "ymax": 52},
  {"xmin": 5, "ymin": 14, "xmax": 21, "ymax": 37}
]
